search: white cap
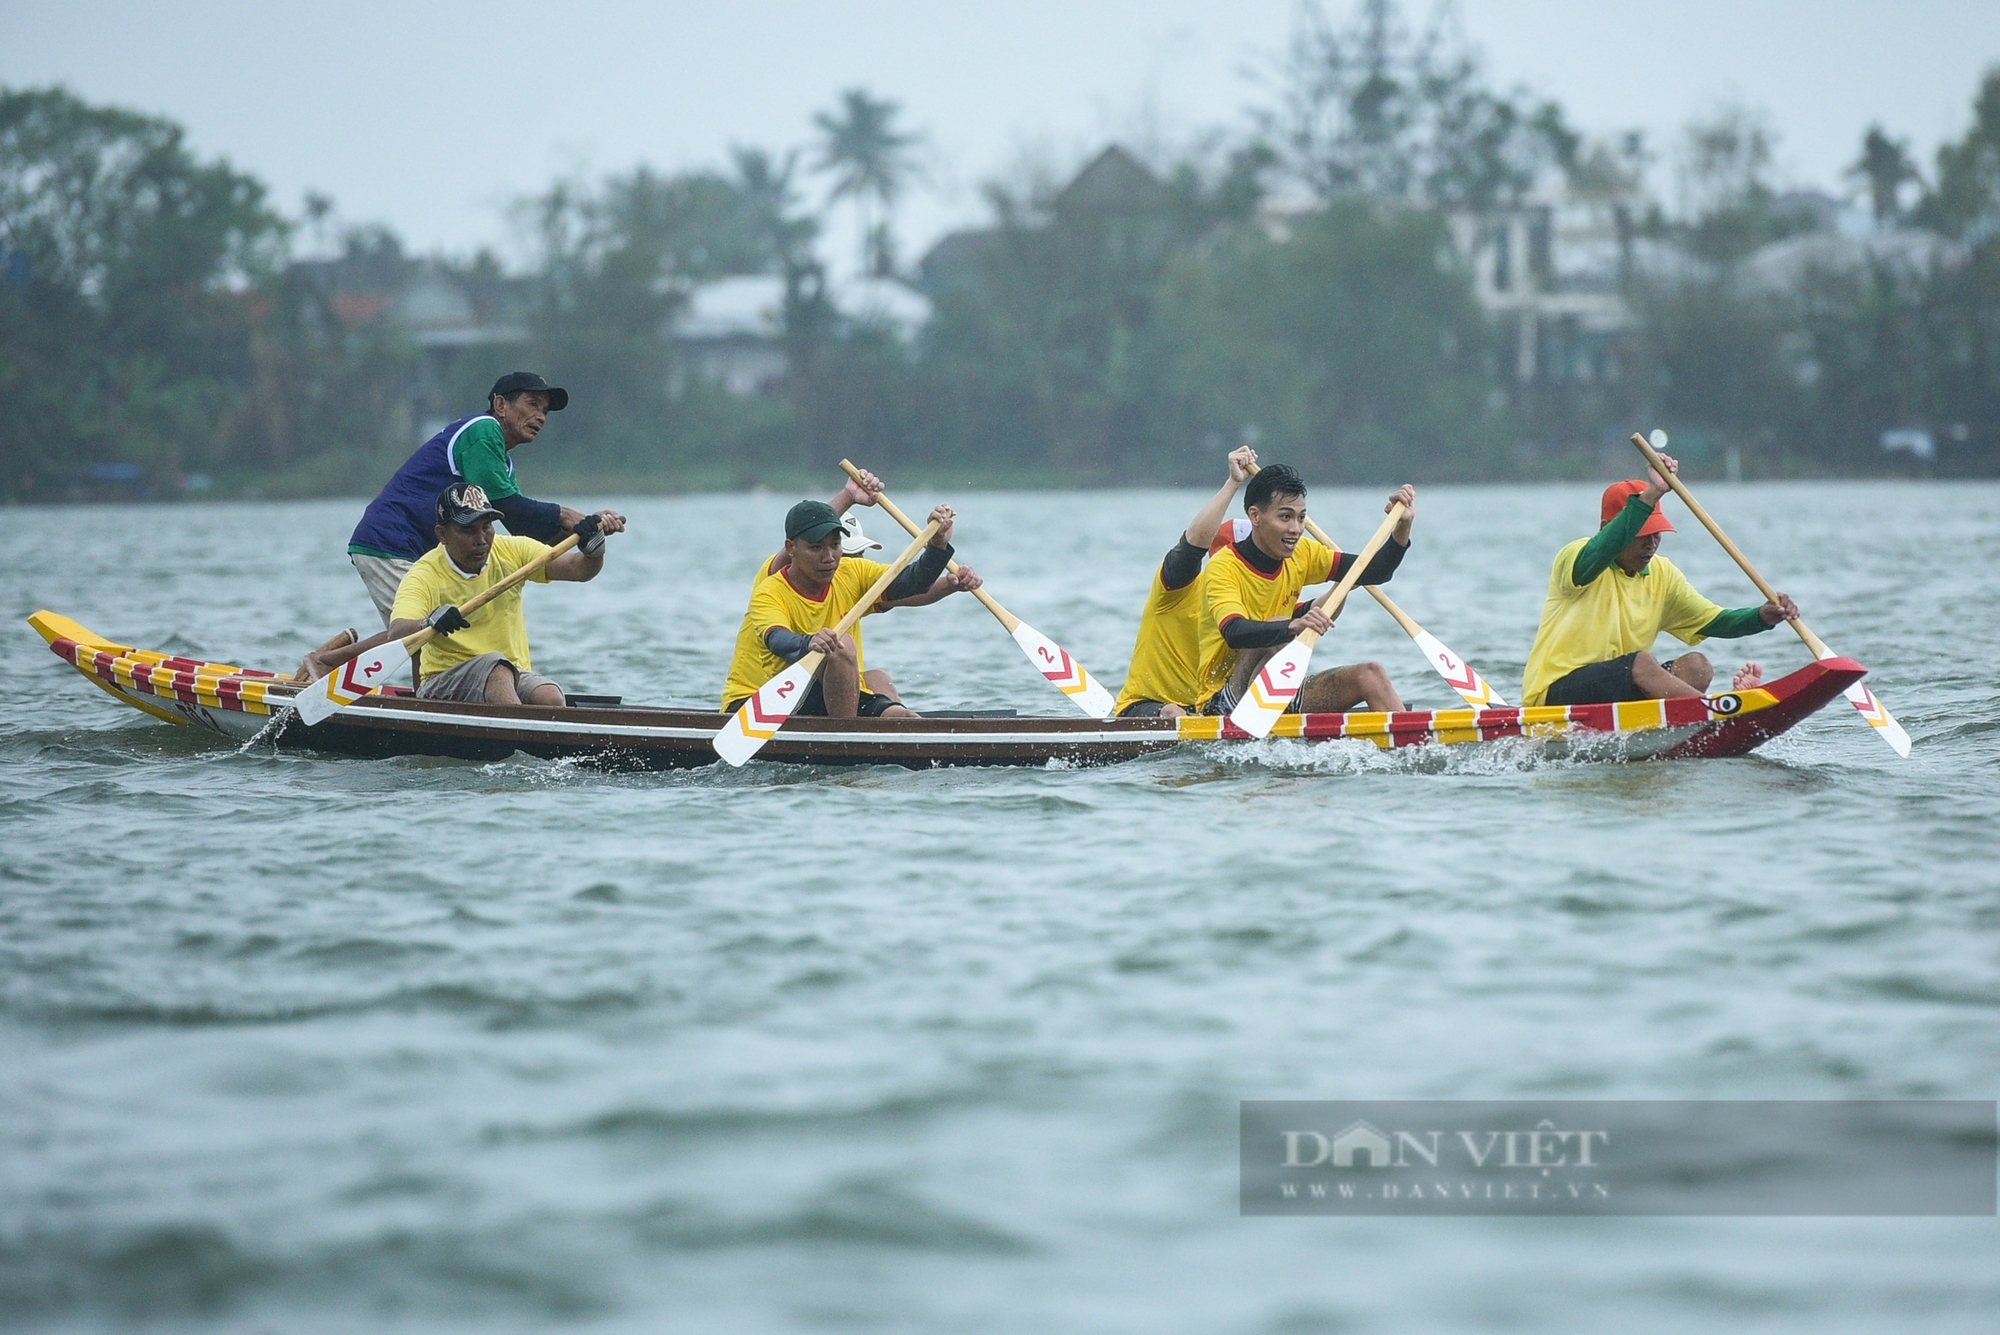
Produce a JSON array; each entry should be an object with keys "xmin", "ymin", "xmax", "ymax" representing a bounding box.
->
[{"xmin": 840, "ymin": 514, "xmax": 884, "ymax": 556}]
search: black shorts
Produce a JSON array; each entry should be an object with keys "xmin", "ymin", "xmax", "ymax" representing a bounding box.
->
[
  {"xmin": 1545, "ymin": 652, "xmax": 1678, "ymax": 707},
  {"xmin": 725, "ymin": 681, "xmax": 902, "ymax": 718},
  {"xmin": 1199, "ymin": 683, "xmax": 1303, "ymax": 717},
  {"xmin": 1117, "ymin": 699, "xmax": 1173, "ymax": 718},
  {"xmin": 798, "ymin": 677, "xmax": 901, "ymax": 718}
]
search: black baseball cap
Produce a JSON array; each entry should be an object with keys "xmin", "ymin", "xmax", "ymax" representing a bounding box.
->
[
  {"xmin": 489, "ymin": 370, "xmax": 568, "ymax": 411},
  {"xmin": 785, "ymin": 499, "xmax": 846, "ymax": 544},
  {"xmin": 437, "ymin": 482, "xmax": 505, "ymax": 527}
]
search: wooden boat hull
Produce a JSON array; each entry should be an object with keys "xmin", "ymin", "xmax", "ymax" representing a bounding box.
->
[{"xmin": 30, "ymin": 611, "xmax": 1867, "ymax": 770}]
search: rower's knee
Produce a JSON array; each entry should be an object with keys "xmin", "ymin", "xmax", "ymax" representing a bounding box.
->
[
  {"xmin": 1359, "ymin": 662, "xmax": 1404, "ymax": 711},
  {"xmin": 525, "ymin": 682, "xmax": 565, "ymax": 706},
  {"xmin": 1160, "ymin": 703, "xmax": 1187, "ymax": 719},
  {"xmin": 830, "ymin": 633, "xmax": 858, "ymax": 663},
  {"xmin": 1669, "ymin": 652, "xmax": 1713, "ymax": 691},
  {"xmin": 863, "ymin": 667, "xmax": 900, "ymax": 700},
  {"xmin": 483, "ymin": 662, "xmax": 521, "ymax": 705},
  {"xmin": 1633, "ymin": 650, "xmax": 1705, "ymax": 699}
]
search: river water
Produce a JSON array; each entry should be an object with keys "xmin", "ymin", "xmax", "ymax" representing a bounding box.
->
[{"xmin": 3, "ymin": 481, "xmax": 1997, "ymax": 1332}]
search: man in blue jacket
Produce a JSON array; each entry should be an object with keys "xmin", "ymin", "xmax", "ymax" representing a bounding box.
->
[{"xmin": 346, "ymin": 372, "xmax": 618, "ymax": 627}]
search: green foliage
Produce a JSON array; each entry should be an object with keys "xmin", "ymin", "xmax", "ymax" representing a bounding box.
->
[
  {"xmin": 0, "ymin": 85, "xmax": 286, "ymax": 499},
  {"xmin": 1146, "ymin": 201, "xmax": 1501, "ymax": 480},
  {"xmin": 1259, "ymin": 0, "xmax": 1567, "ymax": 210},
  {"xmin": 1917, "ymin": 68, "xmax": 2000, "ymax": 239},
  {"xmin": 1673, "ymin": 105, "xmax": 1819, "ymax": 265},
  {"xmin": 916, "ymin": 148, "xmax": 1240, "ymax": 480},
  {"xmin": 518, "ymin": 160, "xmax": 810, "ymax": 472},
  {"xmin": 13, "ymin": 50, "xmax": 2000, "ymax": 505}
]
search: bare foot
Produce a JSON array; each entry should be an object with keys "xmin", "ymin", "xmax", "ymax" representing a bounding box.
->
[{"xmin": 1732, "ymin": 662, "xmax": 1763, "ymax": 691}]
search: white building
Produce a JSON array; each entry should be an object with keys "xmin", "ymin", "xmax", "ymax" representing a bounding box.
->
[{"xmin": 664, "ymin": 273, "xmax": 933, "ymax": 398}]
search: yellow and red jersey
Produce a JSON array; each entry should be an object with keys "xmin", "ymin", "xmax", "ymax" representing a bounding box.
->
[
  {"xmin": 1194, "ymin": 532, "xmax": 1339, "ymax": 706},
  {"xmin": 721, "ymin": 559, "xmax": 892, "ymax": 708},
  {"xmin": 1115, "ymin": 520, "xmax": 1248, "ymax": 713}
]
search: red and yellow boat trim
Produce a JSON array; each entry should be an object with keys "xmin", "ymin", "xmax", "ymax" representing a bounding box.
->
[
  {"xmin": 1174, "ymin": 687, "xmax": 1781, "ymax": 748},
  {"xmin": 30, "ymin": 611, "xmax": 283, "ymax": 721}
]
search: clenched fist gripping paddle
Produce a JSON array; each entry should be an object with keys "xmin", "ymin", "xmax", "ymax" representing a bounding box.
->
[
  {"xmin": 1227, "ymin": 503, "xmax": 1406, "ymax": 740},
  {"xmin": 712, "ymin": 519, "xmax": 945, "ymax": 767},
  {"xmin": 1244, "ymin": 462, "xmax": 1506, "ymax": 709},
  {"xmin": 295, "ymin": 534, "xmax": 581, "ymax": 725},
  {"xmin": 840, "ymin": 461, "xmax": 1118, "ymax": 719},
  {"xmin": 1632, "ymin": 430, "xmax": 1911, "ymax": 758}
]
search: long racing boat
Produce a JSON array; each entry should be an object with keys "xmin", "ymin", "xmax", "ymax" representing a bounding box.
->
[{"xmin": 31, "ymin": 611, "xmax": 1865, "ymax": 770}]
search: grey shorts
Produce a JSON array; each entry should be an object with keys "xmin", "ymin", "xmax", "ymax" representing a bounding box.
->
[
  {"xmin": 416, "ymin": 652, "xmax": 563, "ymax": 705},
  {"xmin": 350, "ymin": 553, "xmax": 413, "ymax": 630}
]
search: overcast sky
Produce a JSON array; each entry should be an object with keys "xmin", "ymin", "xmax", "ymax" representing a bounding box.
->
[{"xmin": 5, "ymin": 1, "xmax": 1996, "ymax": 274}]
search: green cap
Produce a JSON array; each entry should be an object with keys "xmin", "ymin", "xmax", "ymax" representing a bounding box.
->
[{"xmin": 785, "ymin": 499, "xmax": 845, "ymax": 543}]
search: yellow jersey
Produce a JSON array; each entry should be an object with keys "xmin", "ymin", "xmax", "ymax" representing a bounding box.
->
[
  {"xmin": 1521, "ymin": 539, "xmax": 1723, "ymax": 705},
  {"xmin": 721, "ymin": 558, "xmax": 892, "ymax": 708},
  {"xmin": 1114, "ymin": 521, "xmax": 1244, "ymax": 713},
  {"xmin": 389, "ymin": 535, "xmax": 552, "ymax": 682},
  {"xmin": 1194, "ymin": 534, "xmax": 1339, "ymax": 706}
]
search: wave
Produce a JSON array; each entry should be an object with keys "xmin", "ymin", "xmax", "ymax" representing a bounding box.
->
[
  {"xmin": 0, "ymin": 1218, "xmax": 609, "ymax": 1327},
  {"xmin": 8, "ymin": 980, "xmax": 657, "ymax": 1031}
]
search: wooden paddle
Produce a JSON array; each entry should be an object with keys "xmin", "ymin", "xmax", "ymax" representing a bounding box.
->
[
  {"xmin": 295, "ymin": 534, "xmax": 580, "ymax": 725},
  {"xmin": 713, "ymin": 518, "xmax": 946, "ymax": 767},
  {"xmin": 1631, "ymin": 430, "xmax": 1911, "ymax": 757},
  {"xmin": 1245, "ymin": 463, "xmax": 1507, "ymax": 709},
  {"xmin": 839, "ymin": 460, "xmax": 1117, "ymax": 718},
  {"xmin": 1227, "ymin": 503, "xmax": 1405, "ymax": 740}
]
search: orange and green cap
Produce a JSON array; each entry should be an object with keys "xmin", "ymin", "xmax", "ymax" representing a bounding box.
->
[{"xmin": 1600, "ymin": 480, "xmax": 1675, "ymax": 536}]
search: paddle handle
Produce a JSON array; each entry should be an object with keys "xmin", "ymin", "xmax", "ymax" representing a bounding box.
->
[
  {"xmin": 835, "ymin": 518, "xmax": 946, "ymax": 640},
  {"xmin": 400, "ymin": 532, "xmax": 582, "ymax": 655},
  {"xmin": 839, "ymin": 459, "xmax": 1020, "ymax": 632},
  {"xmin": 1629, "ymin": 433, "xmax": 1829, "ymax": 658},
  {"xmin": 1297, "ymin": 503, "xmax": 1405, "ymax": 649}
]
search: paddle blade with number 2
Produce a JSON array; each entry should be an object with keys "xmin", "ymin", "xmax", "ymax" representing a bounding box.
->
[
  {"xmin": 713, "ymin": 658, "xmax": 817, "ymax": 767},
  {"xmin": 1411, "ymin": 629, "xmax": 1507, "ymax": 708},
  {"xmin": 1010, "ymin": 621, "xmax": 1116, "ymax": 719},
  {"xmin": 295, "ymin": 639, "xmax": 413, "ymax": 725},
  {"xmin": 1226, "ymin": 636, "xmax": 1316, "ymax": 740}
]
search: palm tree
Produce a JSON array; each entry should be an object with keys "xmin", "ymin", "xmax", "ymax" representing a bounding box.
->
[
  {"xmin": 1848, "ymin": 125, "xmax": 1922, "ymax": 227},
  {"xmin": 812, "ymin": 88, "xmax": 919, "ymax": 276},
  {"xmin": 731, "ymin": 145, "xmax": 816, "ymax": 266}
]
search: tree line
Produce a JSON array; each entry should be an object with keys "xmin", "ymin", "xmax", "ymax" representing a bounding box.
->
[{"xmin": 4, "ymin": 1, "xmax": 1999, "ymax": 503}]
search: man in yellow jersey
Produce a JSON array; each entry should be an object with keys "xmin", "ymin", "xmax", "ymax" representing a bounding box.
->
[
  {"xmin": 298, "ymin": 482, "xmax": 626, "ymax": 704},
  {"xmin": 1114, "ymin": 444, "xmax": 1261, "ymax": 718},
  {"xmin": 1521, "ymin": 455, "xmax": 1799, "ymax": 706},
  {"xmin": 721, "ymin": 498, "xmax": 974, "ymax": 718},
  {"xmin": 1195, "ymin": 465, "xmax": 1416, "ymax": 716},
  {"xmin": 751, "ymin": 465, "xmax": 977, "ymax": 607}
]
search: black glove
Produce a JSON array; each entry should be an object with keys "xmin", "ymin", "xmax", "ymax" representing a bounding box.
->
[
  {"xmin": 425, "ymin": 604, "xmax": 469, "ymax": 635},
  {"xmin": 575, "ymin": 512, "xmax": 606, "ymax": 558}
]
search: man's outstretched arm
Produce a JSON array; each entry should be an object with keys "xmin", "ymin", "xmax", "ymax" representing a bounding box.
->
[
  {"xmin": 491, "ymin": 492, "xmax": 575, "ymax": 544},
  {"xmin": 1162, "ymin": 445, "xmax": 1258, "ymax": 590}
]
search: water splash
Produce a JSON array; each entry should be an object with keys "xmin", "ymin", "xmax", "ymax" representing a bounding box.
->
[{"xmin": 233, "ymin": 705, "xmax": 296, "ymax": 756}]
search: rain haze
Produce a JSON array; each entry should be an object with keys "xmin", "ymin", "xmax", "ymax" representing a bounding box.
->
[
  {"xmin": 7, "ymin": 5, "xmax": 2000, "ymax": 1333},
  {"xmin": 3, "ymin": 0, "xmax": 1995, "ymax": 266}
]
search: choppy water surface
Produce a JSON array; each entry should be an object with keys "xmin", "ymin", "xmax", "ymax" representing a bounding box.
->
[{"xmin": 4, "ymin": 482, "xmax": 1997, "ymax": 1333}]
